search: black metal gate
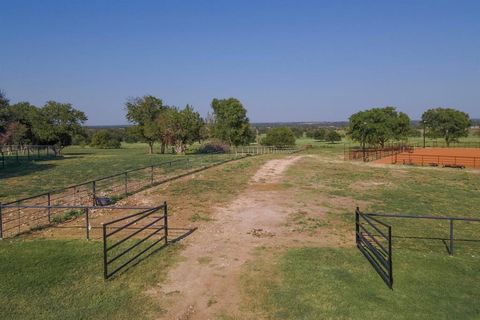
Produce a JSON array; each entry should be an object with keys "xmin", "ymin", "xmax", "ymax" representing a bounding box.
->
[
  {"xmin": 102, "ymin": 202, "xmax": 168, "ymax": 279},
  {"xmin": 355, "ymin": 207, "xmax": 393, "ymax": 288}
]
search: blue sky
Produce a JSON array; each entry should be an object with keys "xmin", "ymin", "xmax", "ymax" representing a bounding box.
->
[{"xmin": 1, "ymin": 0, "xmax": 479, "ymax": 125}]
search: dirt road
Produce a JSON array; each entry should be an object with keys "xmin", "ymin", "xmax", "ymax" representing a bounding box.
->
[{"xmin": 154, "ymin": 156, "xmax": 304, "ymax": 319}]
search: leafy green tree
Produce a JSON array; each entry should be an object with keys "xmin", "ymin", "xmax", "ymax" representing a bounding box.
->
[
  {"xmin": 32, "ymin": 101, "xmax": 87, "ymax": 154},
  {"xmin": 348, "ymin": 107, "xmax": 411, "ymax": 148},
  {"xmin": 90, "ymin": 130, "xmax": 122, "ymax": 149},
  {"xmin": 7, "ymin": 102, "xmax": 39, "ymax": 144},
  {"xmin": 211, "ymin": 98, "xmax": 253, "ymax": 146},
  {"xmin": 313, "ymin": 128, "xmax": 327, "ymax": 140},
  {"xmin": 125, "ymin": 95, "xmax": 165, "ymax": 154},
  {"xmin": 325, "ymin": 130, "xmax": 342, "ymax": 143},
  {"xmin": 421, "ymin": 108, "xmax": 471, "ymax": 146},
  {"xmin": 262, "ymin": 127, "xmax": 296, "ymax": 147},
  {"xmin": 0, "ymin": 90, "xmax": 10, "ymax": 137}
]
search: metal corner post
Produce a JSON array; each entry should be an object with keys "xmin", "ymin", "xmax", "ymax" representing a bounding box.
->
[{"xmin": 164, "ymin": 201, "xmax": 168, "ymax": 244}]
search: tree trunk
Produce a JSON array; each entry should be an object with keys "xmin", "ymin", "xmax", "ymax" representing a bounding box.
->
[
  {"xmin": 148, "ymin": 142, "xmax": 154, "ymax": 154},
  {"xmin": 160, "ymin": 142, "xmax": 166, "ymax": 154}
]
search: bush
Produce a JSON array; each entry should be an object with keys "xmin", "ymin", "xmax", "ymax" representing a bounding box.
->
[
  {"xmin": 90, "ymin": 130, "xmax": 122, "ymax": 149},
  {"xmin": 262, "ymin": 127, "xmax": 296, "ymax": 147},
  {"xmin": 325, "ymin": 130, "xmax": 342, "ymax": 143},
  {"xmin": 197, "ymin": 139, "xmax": 230, "ymax": 154},
  {"xmin": 313, "ymin": 128, "xmax": 327, "ymax": 140}
]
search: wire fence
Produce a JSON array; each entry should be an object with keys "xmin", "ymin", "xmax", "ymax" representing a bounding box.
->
[
  {"xmin": 391, "ymin": 153, "xmax": 480, "ymax": 168},
  {"xmin": 1, "ymin": 145, "xmax": 60, "ymax": 169},
  {"xmin": 0, "ymin": 146, "xmax": 301, "ymax": 239}
]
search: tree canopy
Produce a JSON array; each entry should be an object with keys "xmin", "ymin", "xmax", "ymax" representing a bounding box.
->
[
  {"xmin": 125, "ymin": 95, "xmax": 165, "ymax": 154},
  {"xmin": 325, "ymin": 130, "xmax": 342, "ymax": 143},
  {"xmin": 211, "ymin": 98, "xmax": 253, "ymax": 146},
  {"xmin": 348, "ymin": 107, "xmax": 411, "ymax": 148},
  {"xmin": 262, "ymin": 127, "xmax": 296, "ymax": 147},
  {"xmin": 421, "ymin": 108, "xmax": 471, "ymax": 146},
  {"xmin": 0, "ymin": 92, "xmax": 87, "ymax": 151}
]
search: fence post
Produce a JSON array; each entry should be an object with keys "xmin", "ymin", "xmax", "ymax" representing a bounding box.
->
[
  {"xmin": 449, "ymin": 219, "xmax": 454, "ymax": 256},
  {"xmin": 388, "ymin": 225, "xmax": 393, "ymax": 288},
  {"xmin": 124, "ymin": 172, "xmax": 128, "ymax": 196},
  {"xmin": 0, "ymin": 203, "xmax": 3, "ymax": 239},
  {"xmin": 92, "ymin": 181, "xmax": 96, "ymax": 206},
  {"xmin": 151, "ymin": 165, "xmax": 154, "ymax": 185},
  {"xmin": 103, "ymin": 224, "xmax": 108, "ymax": 279},
  {"xmin": 85, "ymin": 208, "xmax": 90, "ymax": 240},
  {"xmin": 355, "ymin": 207, "xmax": 360, "ymax": 245},
  {"xmin": 164, "ymin": 201, "xmax": 168, "ymax": 244},
  {"xmin": 47, "ymin": 192, "xmax": 51, "ymax": 222}
]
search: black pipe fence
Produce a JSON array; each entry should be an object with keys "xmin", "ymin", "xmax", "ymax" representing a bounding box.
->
[
  {"xmin": 0, "ymin": 154, "xmax": 242, "ymax": 239},
  {"xmin": 1, "ymin": 145, "xmax": 60, "ymax": 168},
  {"xmin": 356, "ymin": 208, "xmax": 480, "ymax": 288},
  {"xmin": 103, "ymin": 203, "xmax": 168, "ymax": 279}
]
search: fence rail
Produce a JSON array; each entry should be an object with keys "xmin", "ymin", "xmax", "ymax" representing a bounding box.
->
[
  {"xmin": 1, "ymin": 145, "xmax": 60, "ymax": 168},
  {"xmin": 345, "ymin": 143, "xmax": 413, "ymax": 162},
  {"xmin": 391, "ymin": 153, "xmax": 480, "ymax": 169},
  {"xmin": 0, "ymin": 154, "xmax": 241, "ymax": 238},
  {"xmin": 356, "ymin": 208, "xmax": 480, "ymax": 288},
  {"xmin": 412, "ymin": 141, "xmax": 480, "ymax": 149}
]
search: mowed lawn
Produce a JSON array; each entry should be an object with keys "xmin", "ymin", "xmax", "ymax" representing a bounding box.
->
[
  {"xmin": 0, "ymin": 239, "xmax": 180, "ymax": 320},
  {"xmin": 242, "ymin": 145, "xmax": 480, "ymax": 319}
]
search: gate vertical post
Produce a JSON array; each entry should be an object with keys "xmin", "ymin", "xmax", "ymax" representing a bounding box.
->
[
  {"xmin": 449, "ymin": 219, "xmax": 454, "ymax": 256},
  {"xmin": 124, "ymin": 172, "xmax": 128, "ymax": 196},
  {"xmin": 151, "ymin": 165, "xmax": 154, "ymax": 185},
  {"xmin": 0, "ymin": 203, "xmax": 3, "ymax": 239},
  {"xmin": 47, "ymin": 192, "xmax": 51, "ymax": 222},
  {"xmin": 355, "ymin": 207, "xmax": 360, "ymax": 245},
  {"xmin": 164, "ymin": 201, "xmax": 168, "ymax": 244},
  {"xmin": 92, "ymin": 181, "xmax": 96, "ymax": 206},
  {"xmin": 388, "ymin": 225, "xmax": 393, "ymax": 288},
  {"xmin": 85, "ymin": 208, "xmax": 90, "ymax": 240},
  {"xmin": 102, "ymin": 224, "xmax": 108, "ymax": 279}
]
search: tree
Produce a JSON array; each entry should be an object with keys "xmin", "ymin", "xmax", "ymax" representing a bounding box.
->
[
  {"xmin": 325, "ymin": 130, "xmax": 342, "ymax": 143},
  {"xmin": 211, "ymin": 98, "xmax": 253, "ymax": 146},
  {"xmin": 0, "ymin": 90, "xmax": 10, "ymax": 138},
  {"xmin": 125, "ymin": 95, "xmax": 165, "ymax": 154},
  {"xmin": 32, "ymin": 101, "xmax": 87, "ymax": 154},
  {"xmin": 421, "ymin": 108, "xmax": 471, "ymax": 146},
  {"xmin": 348, "ymin": 107, "xmax": 411, "ymax": 148},
  {"xmin": 262, "ymin": 127, "xmax": 296, "ymax": 147},
  {"xmin": 313, "ymin": 128, "xmax": 327, "ymax": 141},
  {"xmin": 90, "ymin": 130, "xmax": 122, "ymax": 149}
]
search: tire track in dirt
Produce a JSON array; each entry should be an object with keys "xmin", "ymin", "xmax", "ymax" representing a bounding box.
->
[{"xmin": 152, "ymin": 156, "xmax": 304, "ymax": 320}]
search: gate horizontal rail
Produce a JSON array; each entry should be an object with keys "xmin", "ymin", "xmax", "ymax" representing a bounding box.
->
[{"xmin": 102, "ymin": 202, "xmax": 168, "ymax": 279}]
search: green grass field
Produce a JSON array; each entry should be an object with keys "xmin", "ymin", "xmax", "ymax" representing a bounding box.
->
[{"xmin": 1, "ymin": 141, "xmax": 480, "ymax": 319}]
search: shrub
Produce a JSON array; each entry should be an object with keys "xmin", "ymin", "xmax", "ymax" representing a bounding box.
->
[
  {"xmin": 325, "ymin": 130, "xmax": 342, "ymax": 143},
  {"xmin": 197, "ymin": 139, "xmax": 230, "ymax": 154},
  {"xmin": 90, "ymin": 130, "xmax": 121, "ymax": 149},
  {"xmin": 262, "ymin": 127, "xmax": 296, "ymax": 147}
]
